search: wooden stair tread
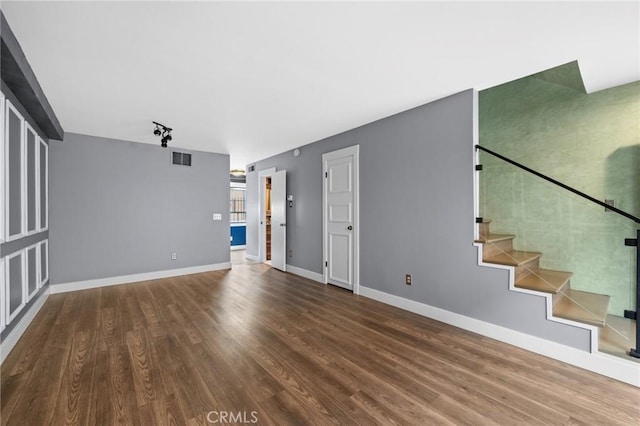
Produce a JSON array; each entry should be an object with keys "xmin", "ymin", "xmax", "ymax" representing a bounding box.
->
[
  {"xmin": 515, "ymin": 269, "xmax": 573, "ymax": 294},
  {"xmin": 475, "ymin": 233, "xmax": 515, "ymax": 244},
  {"xmin": 483, "ymin": 250, "xmax": 542, "ymax": 266},
  {"xmin": 553, "ymin": 290, "xmax": 610, "ymax": 327}
]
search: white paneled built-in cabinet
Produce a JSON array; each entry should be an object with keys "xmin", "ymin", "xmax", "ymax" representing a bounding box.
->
[{"xmin": 1, "ymin": 91, "xmax": 49, "ymax": 329}]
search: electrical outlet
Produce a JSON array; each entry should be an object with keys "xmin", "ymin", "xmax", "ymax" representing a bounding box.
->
[
  {"xmin": 604, "ymin": 199, "xmax": 615, "ymax": 212},
  {"xmin": 171, "ymin": 252, "xmax": 177, "ymax": 260},
  {"xmin": 405, "ymin": 274, "xmax": 412, "ymax": 285}
]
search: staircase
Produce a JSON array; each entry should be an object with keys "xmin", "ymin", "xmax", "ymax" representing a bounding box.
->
[{"xmin": 477, "ymin": 220, "xmax": 610, "ymax": 328}]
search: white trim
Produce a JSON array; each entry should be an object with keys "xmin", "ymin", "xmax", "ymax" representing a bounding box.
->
[
  {"xmin": 38, "ymin": 138, "xmax": 48, "ymax": 231},
  {"xmin": 359, "ymin": 285, "xmax": 640, "ymax": 387},
  {"xmin": 38, "ymin": 239, "xmax": 49, "ymax": 287},
  {"xmin": 4, "ymin": 100, "xmax": 26, "ymax": 242},
  {"xmin": 230, "ymin": 222, "xmax": 246, "ymax": 227},
  {"xmin": 0, "ymin": 90, "xmax": 5, "ymax": 244},
  {"xmin": 0, "ymin": 258, "xmax": 5, "ymax": 333},
  {"xmin": 5, "ymin": 249, "xmax": 26, "ymax": 324},
  {"xmin": 258, "ymin": 167, "xmax": 277, "ymax": 264},
  {"xmin": 50, "ymin": 262, "xmax": 232, "ymax": 294},
  {"xmin": 245, "ymin": 253, "xmax": 259, "ymax": 262},
  {"xmin": 286, "ymin": 264, "xmax": 324, "ymax": 283},
  {"xmin": 230, "ymin": 245, "xmax": 246, "ymax": 251},
  {"xmin": 24, "ymin": 122, "xmax": 38, "ymax": 236},
  {"xmin": 472, "ymin": 89, "xmax": 481, "ymax": 240},
  {"xmin": 322, "ymin": 145, "xmax": 360, "ymax": 294},
  {"xmin": 24, "ymin": 244, "xmax": 39, "ymax": 302},
  {"xmin": 0, "ymin": 286, "xmax": 50, "ymax": 365},
  {"xmin": 473, "ymin": 242, "xmax": 600, "ymax": 352}
]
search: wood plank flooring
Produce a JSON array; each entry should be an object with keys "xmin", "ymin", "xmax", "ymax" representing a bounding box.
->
[{"xmin": 2, "ymin": 260, "xmax": 639, "ymax": 425}]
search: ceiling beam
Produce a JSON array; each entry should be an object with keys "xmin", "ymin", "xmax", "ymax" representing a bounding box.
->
[{"xmin": 1, "ymin": 11, "xmax": 63, "ymax": 140}]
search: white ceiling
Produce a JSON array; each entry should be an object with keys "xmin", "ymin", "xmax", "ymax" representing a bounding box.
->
[{"xmin": 3, "ymin": 1, "xmax": 639, "ymax": 169}]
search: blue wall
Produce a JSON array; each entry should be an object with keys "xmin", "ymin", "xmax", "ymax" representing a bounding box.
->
[{"xmin": 230, "ymin": 224, "xmax": 246, "ymax": 246}]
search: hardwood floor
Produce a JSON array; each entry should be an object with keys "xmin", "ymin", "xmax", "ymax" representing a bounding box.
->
[{"xmin": 2, "ymin": 261, "xmax": 639, "ymax": 425}]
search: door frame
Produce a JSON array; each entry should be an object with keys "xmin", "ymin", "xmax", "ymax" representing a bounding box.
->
[
  {"xmin": 258, "ymin": 167, "xmax": 276, "ymax": 264},
  {"xmin": 322, "ymin": 145, "xmax": 360, "ymax": 294}
]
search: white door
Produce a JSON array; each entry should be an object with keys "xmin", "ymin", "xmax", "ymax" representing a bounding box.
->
[
  {"xmin": 323, "ymin": 145, "xmax": 359, "ymax": 292},
  {"xmin": 270, "ymin": 170, "xmax": 287, "ymax": 271}
]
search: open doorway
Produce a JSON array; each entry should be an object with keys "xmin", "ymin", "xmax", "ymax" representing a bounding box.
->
[
  {"xmin": 230, "ymin": 169, "xmax": 247, "ymax": 266},
  {"xmin": 258, "ymin": 168, "xmax": 287, "ymax": 271},
  {"xmin": 265, "ymin": 176, "xmax": 272, "ymax": 264}
]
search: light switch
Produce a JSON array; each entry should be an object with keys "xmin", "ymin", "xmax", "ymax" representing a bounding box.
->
[{"xmin": 213, "ymin": 213, "xmax": 222, "ymax": 221}]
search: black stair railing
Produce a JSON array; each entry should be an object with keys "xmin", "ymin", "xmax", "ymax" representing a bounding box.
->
[{"xmin": 476, "ymin": 144, "xmax": 640, "ymax": 359}]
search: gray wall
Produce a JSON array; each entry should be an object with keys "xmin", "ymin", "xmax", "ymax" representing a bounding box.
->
[
  {"xmin": 49, "ymin": 133, "xmax": 230, "ymax": 285},
  {"xmin": 247, "ymin": 90, "xmax": 591, "ymax": 351}
]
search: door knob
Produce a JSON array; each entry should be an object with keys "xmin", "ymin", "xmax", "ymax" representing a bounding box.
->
[
  {"xmin": 280, "ymin": 223, "xmax": 286, "ymax": 226},
  {"xmin": 347, "ymin": 225, "xmax": 353, "ymax": 230}
]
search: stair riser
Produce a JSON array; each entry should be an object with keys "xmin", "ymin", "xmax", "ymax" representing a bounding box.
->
[
  {"xmin": 479, "ymin": 222, "xmax": 491, "ymax": 237},
  {"xmin": 482, "ymin": 239, "xmax": 514, "ymax": 259},
  {"xmin": 553, "ymin": 284, "xmax": 574, "ymax": 308},
  {"xmin": 515, "ymin": 258, "xmax": 540, "ymax": 281}
]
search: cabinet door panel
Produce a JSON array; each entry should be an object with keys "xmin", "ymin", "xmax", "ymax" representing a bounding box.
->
[
  {"xmin": 26, "ymin": 245, "xmax": 38, "ymax": 301},
  {"xmin": 26, "ymin": 125, "xmax": 38, "ymax": 234},
  {"xmin": 6, "ymin": 102, "xmax": 25, "ymax": 240},
  {"xmin": 0, "ymin": 259, "xmax": 5, "ymax": 332},
  {"xmin": 1, "ymin": 91, "xmax": 5, "ymax": 243},
  {"xmin": 39, "ymin": 240, "xmax": 49, "ymax": 287},
  {"xmin": 39, "ymin": 139, "xmax": 48, "ymax": 230},
  {"xmin": 6, "ymin": 250, "xmax": 26, "ymax": 324}
]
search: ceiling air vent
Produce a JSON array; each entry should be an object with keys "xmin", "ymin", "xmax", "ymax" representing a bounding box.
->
[{"xmin": 172, "ymin": 151, "xmax": 192, "ymax": 166}]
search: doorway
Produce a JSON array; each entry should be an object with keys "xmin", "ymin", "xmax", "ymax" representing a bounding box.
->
[
  {"xmin": 323, "ymin": 145, "xmax": 359, "ymax": 293},
  {"xmin": 258, "ymin": 168, "xmax": 287, "ymax": 271},
  {"xmin": 265, "ymin": 176, "xmax": 272, "ymax": 263}
]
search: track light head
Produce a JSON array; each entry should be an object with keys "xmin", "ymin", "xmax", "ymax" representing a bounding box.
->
[{"xmin": 152, "ymin": 121, "xmax": 172, "ymax": 147}]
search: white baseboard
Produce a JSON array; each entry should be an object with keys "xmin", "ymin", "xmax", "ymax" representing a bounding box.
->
[
  {"xmin": 245, "ymin": 253, "xmax": 259, "ymax": 262},
  {"xmin": 230, "ymin": 245, "xmax": 246, "ymax": 251},
  {"xmin": 359, "ymin": 286, "xmax": 640, "ymax": 387},
  {"xmin": 1, "ymin": 286, "xmax": 51, "ymax": 365},
  {"xmin": 50, "ymin": 262, "xmax": 232, "ymax": 294},
  {"xmin": 286, "ymin": 264, "xmax": 324, "ymax": 283}
]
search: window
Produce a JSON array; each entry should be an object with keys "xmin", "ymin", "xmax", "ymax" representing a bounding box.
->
[{"xmin": 230, "ymin": 186, "xmax": 246, "ymax": 223}]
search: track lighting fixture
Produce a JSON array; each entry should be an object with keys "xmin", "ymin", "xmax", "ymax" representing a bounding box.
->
[{"xmin": 152, "ymin": 121, "xmax": 172, "ymax": 148}]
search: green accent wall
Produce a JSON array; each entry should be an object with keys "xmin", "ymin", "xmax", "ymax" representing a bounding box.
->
[{"xmin": 479, "ymin": 62, "xmax": 639, "ymax": 315}]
